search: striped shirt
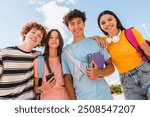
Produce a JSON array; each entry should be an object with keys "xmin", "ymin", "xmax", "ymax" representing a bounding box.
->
[{"xmin": 0, "ymin": 46, "xmax": 36, "ymax": 100}]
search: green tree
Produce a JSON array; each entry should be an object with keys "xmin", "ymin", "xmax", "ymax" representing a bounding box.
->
[{"xmin": 109, "ymin": 84, "xmax": 123, "ymax": 94}]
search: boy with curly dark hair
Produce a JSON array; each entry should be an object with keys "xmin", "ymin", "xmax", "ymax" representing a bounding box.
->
[{"xmin": 61, "ymin": 9, "xmax": 114, "ymax": 100}]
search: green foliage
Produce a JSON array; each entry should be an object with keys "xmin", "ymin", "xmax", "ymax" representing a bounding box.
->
[{"xmin": 109, "ymin": 84, "xmax": 123, "ymax": 94}]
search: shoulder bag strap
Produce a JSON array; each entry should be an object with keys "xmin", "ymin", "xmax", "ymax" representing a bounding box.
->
[
  {"xmin": 38, "ymin": 55, "xmax": 45, "ymax": 78},
  {"xmin": 125, "ymin": 27, "xmax": 145, "ymax": 60}
]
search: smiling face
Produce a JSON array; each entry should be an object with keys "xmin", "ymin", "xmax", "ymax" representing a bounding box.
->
[
  {"xmin": 67, "ymin": 17, "xmax": 85, "ymax": 38},
  {"xmin": 48, "ymin": 30, "xmax": 60, "ymax": 49},
  {"xmin": 24, "ymin": 28, "xmax": 43, "ymax": 48},
  {"xmin": 99, "ymin": 14, "xmax": 117, "ymax": 35}
]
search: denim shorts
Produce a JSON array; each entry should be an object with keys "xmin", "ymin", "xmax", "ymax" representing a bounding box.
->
[{"xmin": 119, "ymin": 61, "xmax": 150, "ymax": 100}]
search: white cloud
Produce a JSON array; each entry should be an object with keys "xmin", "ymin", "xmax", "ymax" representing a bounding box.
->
[
  {"xmin": 33, "ymin": 0, "xmax": 77, "ymax": 44},
  {"xmin": 56, "ymin": 0, "xmax": 65, "ymax": 4},
  {"xmin": 56, "ymin": 0, "xmax": 76, "ymax": 4},
  {"xmin": 29, "ymin": 0, "xmax": 45, "ymax": 5},
  {"xmin": 29, "ymin": 0, "xmax": 77, "ymax": 5},
  {"xmin": 67, "ymin": 0, "xmax": 76, "ymax": 4},
  {"xmin": 39, "ymin": 1, "xmax": 70, "ymax": 40}
]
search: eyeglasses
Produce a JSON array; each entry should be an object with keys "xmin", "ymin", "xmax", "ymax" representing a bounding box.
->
[{"xmin": 106, "ymin": 30, "xmax": 121, "ymax": 44}]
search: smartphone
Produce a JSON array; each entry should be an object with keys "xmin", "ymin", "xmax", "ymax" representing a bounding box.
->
[
  {"xmin": 38, "ymin": 78, "xmax": 42, "ymax": 87},
  {"xmin": 46, "ymin": 72, "xmax": 55, "ymax": 82}
]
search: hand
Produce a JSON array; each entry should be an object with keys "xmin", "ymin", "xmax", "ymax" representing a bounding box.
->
[
  {"xmin": 90, "ymin": 36, "xmax": 107, "ymax": 48},
  {"xmin": 41, "ymin": 78, "xmax": 56, "ymax": 92},
  {"xmin": 86, "ymin": 60, "xmax": 101, "ymax": 80}
]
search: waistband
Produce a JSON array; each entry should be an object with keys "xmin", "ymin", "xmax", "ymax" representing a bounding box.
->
[{"xmin": 120, "ymin": 61, "xmax": 147, "ymax": 77}]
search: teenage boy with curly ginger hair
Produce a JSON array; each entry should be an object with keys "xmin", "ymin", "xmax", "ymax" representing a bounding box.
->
[{"xmin": 0, "ymin": 22, "xmax": 47, "ymax": 100}]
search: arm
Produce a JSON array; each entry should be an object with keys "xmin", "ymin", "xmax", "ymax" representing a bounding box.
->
[
  {"xmin": 33, "ymin": 58, "xmax": 56, "ymax": 94},
  {"xmin": 90, "ymin": 36, "xmax": 107, "ymax": 48},
  {"xmin": 139, "ymin": 42, "xmax": 150, "ymax": 57},
  {"xmin": 101, "ymin": 58, "xmax": 115, "ymax": 76},
  {"xmin": 61, "ymin": 52, "xmax": 76, "ymax": 99},
  {"xmin": 33, "ymin": 58, "xmax": 40, "ymax": 93},
  {"xmin": 86, "ymin": 58, "xmax": 115, "ymax": 80},
  {"xmin": 64, "ymin": 74, "xmax": 76, "ymax": 100},
  {"xmin": 0, "ymin": 52, "xmax": 3, "ymax": 77}
]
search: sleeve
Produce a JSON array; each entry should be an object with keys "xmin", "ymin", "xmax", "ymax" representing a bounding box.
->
[
  {"xmin": 32, "ymin": 50, "xmax": 42, "ymax": 59},
  {"xmin": 102, "ymin": 48, "xmax": 111, "ymax": 62},
  {"xmin": 33, "ymin": 58, "xmax": 39, "ymax": 78},
  {"xmin": 0, "ymin": 51, "xmax": 3, "ymax": 76},
  {"xmin": 61, "ymin": 52, "xmax": 71, "ymax": 75},
  {"xmin": 132, "ymin": 28, "xmax": 145, "ymax": 45}
]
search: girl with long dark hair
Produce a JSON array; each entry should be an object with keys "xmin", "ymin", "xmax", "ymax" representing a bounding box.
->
[
  {"xmin": 34, "ymin": 29, "xmax": 69, "ymax": 100},
  {"xmin": 93, "ymin": 10, "xmax": 150, "ymax": 100}
]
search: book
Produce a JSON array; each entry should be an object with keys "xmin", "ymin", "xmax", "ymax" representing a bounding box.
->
[{"xmin": 86, "ymin": 52, "xmax": 104, "ymax": 69}]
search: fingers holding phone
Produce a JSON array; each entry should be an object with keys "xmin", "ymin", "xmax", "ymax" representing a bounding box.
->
[
  {"xmin": 46, "ymin": 72, "xmax": 55, "ymax": 82},
  {"xmin": 46, "ymin": 72, "xmax": 56, "ymax": 89},
  {"xmin": 43, "ymin": 78, "xmax": 56, "ymax": 92},
  {"xmin": 41, "ymin": 72, "xmax": 56, "ymax": 92}
]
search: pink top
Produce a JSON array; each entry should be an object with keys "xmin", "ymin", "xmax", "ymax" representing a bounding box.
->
[{"xmin": 41, "ymin": 57, "xmax": 69, "ymax": 100}]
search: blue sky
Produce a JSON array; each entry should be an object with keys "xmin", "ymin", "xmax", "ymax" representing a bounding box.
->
[{"xmin": 0, "ymin": 0, "xmax": 150, "ymax": 84}]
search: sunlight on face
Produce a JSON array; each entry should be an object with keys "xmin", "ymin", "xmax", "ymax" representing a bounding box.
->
[
  {"xmin": 48, "ymin": 31, "xmax": 60, "ymax": 49},
  {"xmin": 100, "ymin": 14, "xmax": 117, "ymax": 34},
  {"xmin": 68, "ymin": 17, "xmax": 85, "ymax": 37},
  {"xmin": 25, "ymin": 28, "xmax": 43, "ymax": 47}
]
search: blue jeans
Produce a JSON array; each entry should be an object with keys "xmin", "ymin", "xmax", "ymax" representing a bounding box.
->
[{"xmin": 119, "ymin": 61, "xmax": 150, "ymax": 100}]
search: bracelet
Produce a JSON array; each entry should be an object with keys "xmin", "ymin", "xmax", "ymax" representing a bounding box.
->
[{"xmin": 38, "ymin": 87, "xmax": 43, "ymax": 93}]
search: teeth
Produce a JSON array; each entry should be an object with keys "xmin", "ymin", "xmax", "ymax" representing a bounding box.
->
[
  {"xmin": 107, "ymin": 26, "xmax": 112, "ymax": 30},
  {"xmin": 31, "ymin": 38, "xmax": 36, "ymax": 42},
  {"xmin": 74, "ymin": 29, "xmax": 81, "ymax": 33},
  {"xmin": 106, "ymin": 25, "xmax": 113, "ymax": 30}
]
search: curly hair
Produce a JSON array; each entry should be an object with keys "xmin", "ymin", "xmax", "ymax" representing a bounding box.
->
[
  {"xmin": 20, "ymin": 22, "xmax": 47, "ymax": 46},
  {"xmin": 63, "ymin": 9, "xmax": 86, "ymax": 26}
]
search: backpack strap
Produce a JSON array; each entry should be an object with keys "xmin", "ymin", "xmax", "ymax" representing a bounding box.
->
[
  {"xmin": 63, "ymin": 47, "xmax": 87, "ymax": 80},
  {"xmin": 124, "ymin": 27, "xmax": 145, "ymax": 60},
  {"xmin": 38, "ymin": 55, "xmax": 44, "ymax": 78},
  {"xmin": 45, "ymin": 58, "xmax": 52, "ymax": 74}
]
